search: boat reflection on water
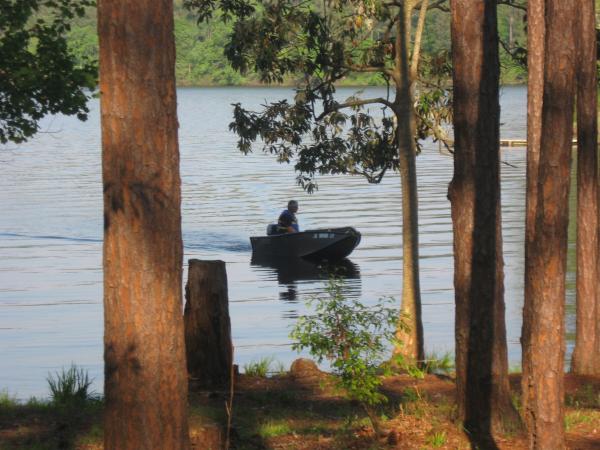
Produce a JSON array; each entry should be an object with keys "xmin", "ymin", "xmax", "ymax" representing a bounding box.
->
[{"xmin": 250, "ymin": 256, "xmax": 361, "ymax": 302}]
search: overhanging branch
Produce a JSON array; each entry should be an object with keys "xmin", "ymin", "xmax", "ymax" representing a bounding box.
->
[{"xmin": 316, "ymin": 97, "xmax": 394, "ymax": 121}]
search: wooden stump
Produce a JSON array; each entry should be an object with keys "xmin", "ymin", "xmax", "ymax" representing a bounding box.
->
[{"xmin": 184, "ymin": 259, "xmax": 232, "ymax": 389}]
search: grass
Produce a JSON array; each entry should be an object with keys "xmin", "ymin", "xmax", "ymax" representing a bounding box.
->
[
  {"xmin": 243, "ymin": 357, "xmax": 274, "ymax": 377},
  {"xmin": 426, "ymin": 430, "xmax": 448, "ymax": 448},
  {"xmin": 509, "ymin": 364, "xmax": 522, "ymax": 374},
  {"xmin": 47, "ymin": 364, "xmax": 96, "ymax": 407},
  {"xmin": 0, "ymin": 389, "xmax": 18, "ymax": 408},
  {"xmin": 389, "ymin": 352, "xmax": 455, "ymax": 379},
  {"xmin": 75, "ymin": 423, "xmax": 104, "ymax": 447},
  {"xmin": 273, "ymin": 360, "xmax": 287, "ymax": 376},
  {"xmin": 401, "ymin": 386, "xmax": 422, "ymax": 403},
  {"xmin": 0, "ymin": 365, "xmax": 103, "ymax": 450},
  {"xmin": 565, "ymin": 410, "xmax": 596, "ymax": 431},
  {"xmin": 243, "ymin": 357, "xmax": 287, "ymax": 377},
  {"xmin": 423, "ymin": 352, "xmax": 454, "ymax": 375},
  {"xmin": 258, "ymin": 420, "xmax": 293, "ymax": 438},
  {"xmin": 565, "ymin": 383, "xmax": 599, "ymax": 409}
]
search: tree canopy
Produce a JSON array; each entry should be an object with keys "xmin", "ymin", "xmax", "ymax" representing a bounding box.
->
[
  {"xmin": 0, "ymin": 0, "xmax": 97, "ymax": 144},
  {"xmin": 30, "ymin": 1, "xmax": 528, "ymax": 88}
]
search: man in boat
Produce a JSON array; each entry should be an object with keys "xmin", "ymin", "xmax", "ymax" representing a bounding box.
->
[{"xmin": 278, "ymin": 200, "xmax": 299, "ymax": 233}]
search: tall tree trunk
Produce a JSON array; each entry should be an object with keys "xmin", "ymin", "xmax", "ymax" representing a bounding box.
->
[
  {"xmin": 522, "ymin": 0, "xmax": 576, "ymax": 448},
  {"xmin": 393, "ymin": 5, "xmax": 424, "ymax": 365},
  {"xmin": 448, "ymin": 1, "xmax": 519, "ymax": 445},
  {"xmin": 98, "ymin": 1, "xmax": 190, "ymax": 448},
  {"xmin": 410, "ymin": 0, "xmax": 428, "ymax": 81},
  {"xmin": 572, "ymin": 0, "xmax": 600, "ymax": 376}
]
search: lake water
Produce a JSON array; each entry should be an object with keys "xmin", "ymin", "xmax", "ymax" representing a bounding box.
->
[{"xmin": 0, "ymin": 85, "xmax": 576, "ymax": 399}]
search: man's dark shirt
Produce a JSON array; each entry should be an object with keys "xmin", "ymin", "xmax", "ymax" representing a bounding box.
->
[{"xmin": 278, "ymin": 209, "xmax": 299, "ymax": 232}]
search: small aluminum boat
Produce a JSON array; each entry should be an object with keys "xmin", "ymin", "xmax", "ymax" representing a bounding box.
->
[{"xmin": 250, "ymin": 227, "xmax": 361, "ymax": 261}]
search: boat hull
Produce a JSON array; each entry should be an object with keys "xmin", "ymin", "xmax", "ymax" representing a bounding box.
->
[{"xmin": 250, "ymin": 227, "xmax": 361, "ymax": 261}]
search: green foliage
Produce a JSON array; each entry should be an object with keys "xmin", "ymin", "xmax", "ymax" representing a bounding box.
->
[
  {"xmin": 509, "ymin": 363, "xmax": 522, "ymax": 374},
  {"xmin": 243, "ymin": 357, "xmax": 276, "ymax": 377},
  {"xmin": 258, "ymin": 420, "xmax": 292, "ymax": 438},
  {"xmin": 426, "ymin": 430, "xmax": 447, "ymax": 448},
  {"xmin": 564, "ymin": 410, "xmax": 599, "ymax": 431},
  {"xmin": 192, "ymin": 0, "xmax": 457, "ymax": 191},
  {"xmin": 386, "ymin": 351, "xmax": 453, "ymax": 379},
  {"xmin": 0, "ymin": 389, "xmax": 18, "ymax": 408},
  {"xmin": 290, "ymin": 277, "xmax": 403, "ymax": 406},
  {"xmin": 273, "ymin": 360, "xmax": 287, "ymax": 376},
  {"xmin": 47, "ymin": 364, "xmax": 95, "ymax": 407},
  {"xmin": 25, "ymin": 1, "xmax": 528, "ymax": 89},
  {"xmin": 398, "ymin": 360, "xmax": 426, "ymax": 379},
  {"xmin": 401, "ymin": 387, "xmax": 421, "ymax": 403},
  {"xmin": 422, "ymin": 351, "xmax": 454, "ymax": 375},
  {"xmin": 565, "ymin": 383, "xmax": 600, "ymax": 409},
  {"xmin": 0, "ymin": 0, "xmax": 97, "ymax": 143}
]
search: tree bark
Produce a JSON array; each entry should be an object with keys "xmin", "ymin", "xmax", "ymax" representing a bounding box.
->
[
  {"xmin": 448, "ymin": 1, "xmax": 519, "ymax": 445},
  {"xmin": 571, "ymin": 0, "xmax": 600, "ymax": 376},
  {"xmin": 184, "ymin": 259, "xmax": 233, "ymax": 388},
  {"xmin": 98, "ymin": 0, "xmax": 189, "ymax": 448},
  {"xmin": 410, "ymin": 0, "xmax": 429, "ymax": 80},
  {"xmin": 393, "ymin": 5, "xmax": 425, "ymax": 365},
  {"xmin": 522, "ymin": 0, "xmax": 576, "ymax": 448}
]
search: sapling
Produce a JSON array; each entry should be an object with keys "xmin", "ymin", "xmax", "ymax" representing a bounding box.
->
[{"xmin": 290, "ymin": 277, "xmax": 407, "ymax": 432}]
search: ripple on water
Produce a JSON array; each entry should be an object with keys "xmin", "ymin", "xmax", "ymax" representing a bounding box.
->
[{"xmin": 0, "ymin": 85, "xmax": 577, "ymax": 399}]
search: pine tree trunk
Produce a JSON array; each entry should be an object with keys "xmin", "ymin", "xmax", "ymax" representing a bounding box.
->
[
  {"xmin": 448, "ymin": 1, "xmax": 519, "ymax": 445},
  {"xmin": 572, "ymin": 0, "xmax": 600, "ymax": 376},
  {"xmin": 98, "ymin": 0, "xmax": 189, "ymax": 448},
  {"xmin": 393, "ymin": 5, "xmax": 424, "ymax": 364},
  {"xmin": 522, "ymin": 0, "xmax": 576, "ymax": 447}
]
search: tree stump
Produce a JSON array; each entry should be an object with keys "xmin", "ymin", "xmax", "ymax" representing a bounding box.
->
[{"xmin": 184, "ymin": 259, "xmax": 232, "ymax": 389}]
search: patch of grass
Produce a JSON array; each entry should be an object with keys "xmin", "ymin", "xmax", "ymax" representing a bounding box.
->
[
  {"xmin": 0, "ymin": 389, "xmax": 18, "ymax": 408},
  {"xmin": 3, "ymin": 442, "xmax": 58, "ymax": 450},
  {"xmin": 243, "ymin": 357, "xmax": 274, "ymax": 377},
  {"xmin": 565, "ymin": 410, "xmax": 595, "ymax": 431},
  {"xmin": 510, "ymin": 391, "xmax": 522, "ymax": 411},
  {"xmin": 258, "ymin": 420, "xmax": 292, "ymax": 438},
  {"xmin": 268, "ymin": 389, "xmax": 297, "ymax": 407},
  {"xmin": 273, "ymin": 360, "xmax": 287, "ymax": 376},
  {"xmin": 0, "ymin": 377, "xmax": 102, "ymax": 450},
  {"xmin": 75, "ymin": 423, "xmax": 103, "ymax": 446},
  {"xmin": 189, "ymin": 403, "xmax": 226, "ymax": 423},
  {"xmin": 47, "ymin": 364, "xmax": 95, "ymax": 407},
  {"xmin": 435, "ymin": 397, "xmax": 457, "ymax": 420},
  {"xmin": 565, "ymin": 383, "xmax": 599, "ymax": 409},
  {"xmin": 426, "ymin": 430, "xmax": 447, "ymax": 448},
  {"xmin": 25, "ymin": 396, "xmax": 49, "ymax": 408},
  {"xmin": 401, "ymin": 387, "xmax": 422, "ymax": 403},
  {"xmin": 299, "ymin": 423, "xmax": 330, "ymax": 435},
  {"xmin": 509, "ymin": 364, "xmax": 522, "ymax": 374},
  {"xmin": 423, "ymin": 352, "xmax": 454, "ymax": 375}
]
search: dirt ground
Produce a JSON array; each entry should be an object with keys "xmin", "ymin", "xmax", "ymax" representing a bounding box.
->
[
  {"xmin": 187, "ymin": 366, "xmax": 600, "ymax": 450},
  {"xmin": 1, "ymin": 368, "xmax": 599, "ymax": 449}
]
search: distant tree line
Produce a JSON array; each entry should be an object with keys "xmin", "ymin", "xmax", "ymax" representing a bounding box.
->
[{"xmin": 62, "ymin": 0, "xmax": 527, "ymax": 86}]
